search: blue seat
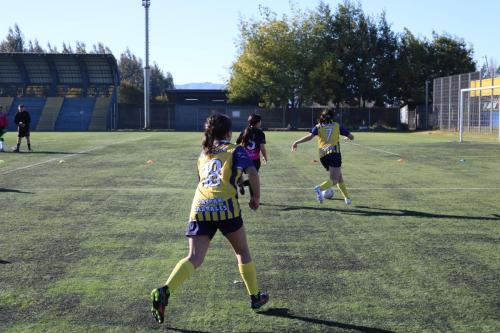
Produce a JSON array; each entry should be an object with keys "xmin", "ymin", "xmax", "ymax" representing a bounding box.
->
[{"xmin": 55, "ymin": 98, "xmax": 97, "ymax": 131}]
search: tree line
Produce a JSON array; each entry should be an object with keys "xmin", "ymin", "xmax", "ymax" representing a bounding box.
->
[
  {"xmin": 228, "ymin": 1, "xmax": 477, "ymax": 110},
  {"xmin": 0, "ymin": 24, "xmax": 174, "ymax": 104}
]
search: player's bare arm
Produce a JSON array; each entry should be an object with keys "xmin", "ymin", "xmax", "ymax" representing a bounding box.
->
[
  {"xmin": 291, "ymin": 133, "xmax": 314, "ymax": 152},
  {"xmin": 246, "ymin": 166, "xmax": 260, "ymax": 210}
]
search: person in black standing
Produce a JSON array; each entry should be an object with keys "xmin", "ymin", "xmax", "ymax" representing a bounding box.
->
[{"xmin": 13, "ymin": 104, "xmax": 32, "ymax": 152}]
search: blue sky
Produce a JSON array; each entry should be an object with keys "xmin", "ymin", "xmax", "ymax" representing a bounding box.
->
[{"xmin": 0, "ymin": 0, "xmax": 498, "ymax": 84}]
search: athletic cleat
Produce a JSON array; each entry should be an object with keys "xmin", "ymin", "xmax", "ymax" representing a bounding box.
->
[
  {"xmin": 151, "ymin": 286, "xmax": 170, "ymax": 324},
  {"xmin": 344, "ymin": 198, "xmax": 352, "ymax": 205},
  {"xmin": 12, "ymin": 148, "xmax": 19, "ymax": 153},
  {"xmin": 251, "ymin": 291, "xmax": 269, "ymax": 309},
  {"xmin": 314, "ymin": 186, "xmax": 323, "ymax": 203}
]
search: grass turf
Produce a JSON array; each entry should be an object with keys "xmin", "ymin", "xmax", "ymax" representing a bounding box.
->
[{"xmin": 0, "ymin": 131, "xmax": 499, "ymax": 332}]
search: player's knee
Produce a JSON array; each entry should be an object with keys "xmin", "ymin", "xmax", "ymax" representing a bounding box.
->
[{"xmin": 186, "ymin": 255, "xmax": 204, "ymax": 268}]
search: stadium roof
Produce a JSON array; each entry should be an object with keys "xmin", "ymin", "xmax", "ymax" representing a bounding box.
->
[{"xmin": 0, "ymin": 53, "xmax": 119, "ymax": 87}]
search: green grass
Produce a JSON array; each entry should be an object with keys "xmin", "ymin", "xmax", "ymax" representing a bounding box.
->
[{"xmin": 1, "ymin": 131, "xmax": 499, "ymax": 333}]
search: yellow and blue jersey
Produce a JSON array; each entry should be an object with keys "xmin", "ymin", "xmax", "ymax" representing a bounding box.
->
[
  {"xmin": 189, "ymin": 141, "xmax": 253, "ymax": 222},
  {"xmin": 310, "ymin": 123, "xmax": 351, "ymax": 158}
]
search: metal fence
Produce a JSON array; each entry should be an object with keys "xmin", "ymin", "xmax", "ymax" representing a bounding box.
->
[
  {"xmin": 433, "ymin": 71, "xmax": 500, "ymax": 137},
  {"xmin": 116, "ymin": 103, "xmax": 400, "ymax": 131}
]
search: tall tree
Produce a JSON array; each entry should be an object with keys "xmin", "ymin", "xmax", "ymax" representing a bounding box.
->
[
  {"xmin": 118, "ymin": 48, "xmax": 144, "ymax": 90},
  {"xmin": 0, "ymin": 24, "xmax": 25, "ymax": 52},
  {"xmin": 373, "ymin": 12, "xmax": 399, "ymax": 106},
  {"xmin": 332, "ymin": 0, "xmax": 378, "ymax": 107},
  {"xmin": 75, "ymin": 41, "xmax": 87, "ymax": 54},
  {"xmin": 430, "ymin": 32, "xmax": 475, "ymax": 78},
  {"xmin": 150, "ymin": 63, "xmax": 174, "ymax": 98},
  {"xmin": 396, "ymin": 29, "xmax": 432, "ymax": 104},
  {"xmin": 92, "ymin": 42, "xmax": 112, "ymax": 54}
]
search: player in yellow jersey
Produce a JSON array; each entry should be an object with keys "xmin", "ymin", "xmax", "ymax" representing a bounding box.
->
[
  {"xmin": 150, "ymin": 114, "xmax": 268, "ymax": 324},
  {"xmin": 291, "ymin": 109, "xmax": 354, "ymax": 205}
]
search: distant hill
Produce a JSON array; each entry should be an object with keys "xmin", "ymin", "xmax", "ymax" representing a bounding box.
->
[{"xmin": 175, "ymin": 82, "xmax": 226, "ymax": 90}]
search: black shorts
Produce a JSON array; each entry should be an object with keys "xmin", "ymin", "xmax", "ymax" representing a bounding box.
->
[
  {"xmin": 320, "ymin": 152, "xmax": 342, "ymax": 170},
  {"xmin": 185, "ymin": 216, "xmax": 243, "ymax": 240},
  {"xmin": 252, "ymin": 159, "xmax": 261, "ymax": 172},
  {"xmin": 18, "ymin": 126, "xmax": 30, "ymax": 138}
]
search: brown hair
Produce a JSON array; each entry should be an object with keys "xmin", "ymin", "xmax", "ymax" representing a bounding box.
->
[
  {"xmin": 238, "ymin": 114, "xmax": 261, "ymax": 146},
  {"xmin": 318, "ymin": 109, "xmax": 333, "ymax": 124},
  {"xmin": 202, "ymin": 113, "xmax": 232, "ymax": 154}
]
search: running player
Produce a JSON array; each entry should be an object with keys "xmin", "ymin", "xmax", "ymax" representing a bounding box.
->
[
  {"xmin": 0, "ymin": 106, "xmax": 7, "ymax": 152},
  {"xmin": 291, "ymin": 109, "xmax": 354, "ymax": 205},
  {"xmin": 236, "ymin": 114, "xmax": 268, "ymax": 195},
  {"xmin": 150, "ymin": 113, "xmax": 268, "ymax": 324}
]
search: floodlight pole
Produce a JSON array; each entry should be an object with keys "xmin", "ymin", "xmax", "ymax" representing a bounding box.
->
[{"xmin": 142, "ymin": 0, "xmax": 151, "ymax": 129}]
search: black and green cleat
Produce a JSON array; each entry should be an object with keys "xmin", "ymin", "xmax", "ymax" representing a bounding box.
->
[
  {"xmin": 151, "ymin": 286, "xmax": 170, "ymax": 323},
  {"xmin": 250, "ymin": 291, "xmax": 269, "ymax": 309}
]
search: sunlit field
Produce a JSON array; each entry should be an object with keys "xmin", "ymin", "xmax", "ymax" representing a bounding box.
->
[{"xmin": 1, "ymin": 131, "xmax": 499, "ymax": 332}]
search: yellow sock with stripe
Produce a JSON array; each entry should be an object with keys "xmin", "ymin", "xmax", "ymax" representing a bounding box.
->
[
  {"xmin": 319, "ymin": 180, "xmax": 334, "ymax": 191},
  {"xmin": 239, "ymin": 262, "xmax": 259, "ymax": 296},
  {"xmin": 337, "ymin": 182, "xmax": 350, "ymax": 199},
  {"xmin": 165, "ymin": 258, "xmax": 195, "ymax": 293}
]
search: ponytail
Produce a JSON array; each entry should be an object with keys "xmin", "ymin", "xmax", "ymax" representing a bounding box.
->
[
  {"xmin": 239, "ymin": 114, "xmax": 261, "ymax": 146},
  {"xmin": 202, "ymin": 113, "xmax": 232, "ymax": 154}
]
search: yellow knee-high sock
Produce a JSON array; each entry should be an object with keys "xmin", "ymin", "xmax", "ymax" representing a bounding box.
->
[
  {"xmin": 238, "ymin": 262, "xmax": 259, "ymax": 296},
  {"xmin": 319, "ymin": 180, "xmax": 334, "ymax": 191},
  {"xmin": 165, "ymin": 258, "xmax": 195, "ymax": 293},
  {"xmin": 337, "ymin": 182, "xmax": 350, "ymax": 199}
]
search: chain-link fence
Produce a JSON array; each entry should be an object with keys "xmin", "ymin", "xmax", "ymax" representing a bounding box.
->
[{"xmin": 433, "ymin": 71, "xmax": 500, "ymax": 139}]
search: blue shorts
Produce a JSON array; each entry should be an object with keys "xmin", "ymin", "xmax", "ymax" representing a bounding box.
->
[
  {"xmin": 185, "ymin": 217, "xmax": 243, "ymax": 239},
  {"xmin": 320, "ymin": 152, "xmax": 342, "ymax": 170}
]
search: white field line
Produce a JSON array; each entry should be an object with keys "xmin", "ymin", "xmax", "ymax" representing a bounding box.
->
[
  {"xmin": 6, "ymin": 186, "xmax": 500, "ymax": 192},
  {"xmin": 0, "ymin": 136, "xmax": 150, "ymax": 176},
  {"xmin": 347, "ymin": 141, "xmax": 402, "ymax": 157}
]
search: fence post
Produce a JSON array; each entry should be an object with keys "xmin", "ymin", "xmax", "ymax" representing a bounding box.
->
[{"xmin": 467, "ymin": 73, "xmax": 471, "ymax": 132}]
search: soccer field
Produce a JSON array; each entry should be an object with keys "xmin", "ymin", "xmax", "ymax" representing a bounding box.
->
[{"xmin": 1, "ymin": 131, "xmax": 499, "ymax": 333}]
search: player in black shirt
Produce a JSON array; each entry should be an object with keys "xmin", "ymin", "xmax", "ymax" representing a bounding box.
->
[
  {"xmin": 236, "ymin": 114, "xmax": 268, "ymax": 195},
  {"xmin": 13, "ymin": 104, "xmax": 32, "ymax": 152}
]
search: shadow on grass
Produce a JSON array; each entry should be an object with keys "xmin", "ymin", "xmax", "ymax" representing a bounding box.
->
[
  {"xmin": 21, "ymin": 151, "xmax": 88, "ymax": 155},
  {"xmin": 164, "ymin": 327, "xmax": 210, "ymax": 333},
  {"xmin": 258, "ymin": 308, "xmax": 395, "ymax": 333},
  {"xmin": 260, "ymin": 203, "xmax": 500, "ymax": 221},
  {"xmin": 0, "ymin": 188, "xmax": 33, "ymax": 194},
  {"xmin": 0, "ymin": 259, "xmax": 12, "ymax": 264}
]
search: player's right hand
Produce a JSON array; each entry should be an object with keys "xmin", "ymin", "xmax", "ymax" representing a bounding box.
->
[
  {"xmin": 249, "ymin": 197, "xmax": 259, "ymax": 210},
  {"xmin": 291, "ymin": 142, "xmax": 298, "ymax": 152}
]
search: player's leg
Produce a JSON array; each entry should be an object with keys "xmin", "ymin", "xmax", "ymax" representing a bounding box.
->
[
  {"xmin": 224, "ymin": 224, "xmax": 268, "ymax": 309},
  {"xmin": 13, "ymin": 136, "xmax": 21, "ymax": 152},
  {"xmin": 151, "ymin": 232, "xmax": 211, "ymax": 323},
  {"xmin": 331, "ymin": 167, "xmax": 352, "ymax": 205},
  {"xmin": 26, "ymin": 135, "xmax": 32, "ymax": 151},
  {"xmin": 0, "ymin": 129, "xmax": 5, "ymax": 151},
  {"xmin": 314, "ymin": 156, "xmax": 335, "ymax": 203},
  {"xmin": 242, "ymin": 159, "xmax": 259, "ymax": 196}
]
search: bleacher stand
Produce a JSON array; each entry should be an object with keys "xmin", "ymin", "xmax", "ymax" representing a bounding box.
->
[{"xmin": 0, "ymin": 53, "xmax": 119, "ymax": 131}]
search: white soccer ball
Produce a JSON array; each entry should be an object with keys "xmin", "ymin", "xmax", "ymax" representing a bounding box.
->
[{"xmin": 322, "ymin": 187, "xmax": 334, "ymax": 199}]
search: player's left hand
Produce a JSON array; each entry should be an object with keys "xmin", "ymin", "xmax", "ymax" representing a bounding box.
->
[{"xmin": 291, "ymin": 143, "xmax": 298, "ymax": 152}]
